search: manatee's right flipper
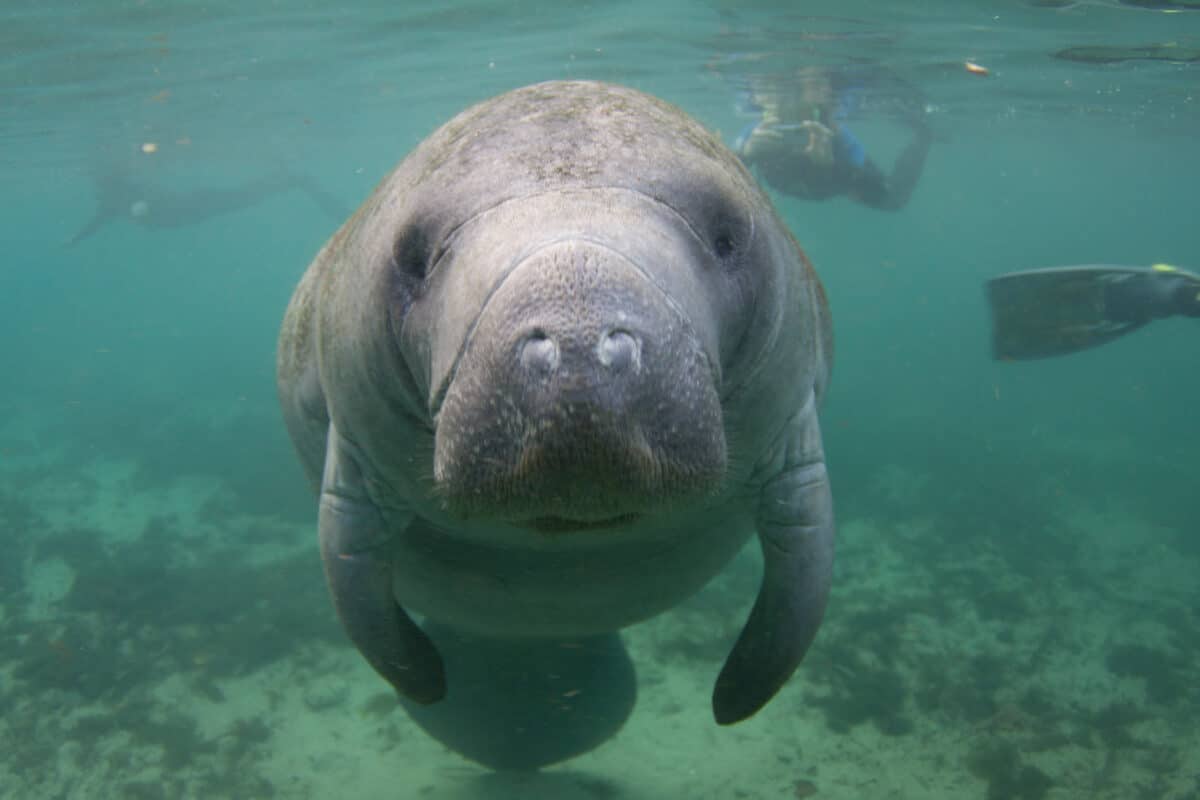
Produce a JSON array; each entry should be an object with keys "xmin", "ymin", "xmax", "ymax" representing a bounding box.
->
[
  {"xmin": 401, "ymin": 621, "xmax": 637, "ymax": 771},
  {"xmin": 713, "ymin": 398, "xmax": 835, "ymax": 724},
  {"xmin": 319, "ymin": 426, "xmax": 445, "ymax": 704}
]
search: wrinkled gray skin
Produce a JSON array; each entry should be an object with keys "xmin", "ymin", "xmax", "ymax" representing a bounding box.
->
[{"xmin": 277, "ymin": 81, "xmax": 835, "ymax": 747}]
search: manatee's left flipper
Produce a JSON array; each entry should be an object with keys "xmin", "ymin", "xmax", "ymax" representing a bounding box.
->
[
  {"xmin": 713, "ymin": 400, "xmax": 835, "ymax": 724},
  {"xmin": 319, "ymin": 426, "xmax": 446, "ymax": 704}
]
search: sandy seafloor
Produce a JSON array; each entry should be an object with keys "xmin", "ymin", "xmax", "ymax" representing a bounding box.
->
[{"xmin": 3, "ymin": 400, "xmax": 1197, "ymax": 800}]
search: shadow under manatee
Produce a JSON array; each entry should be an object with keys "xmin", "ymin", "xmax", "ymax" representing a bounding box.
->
[
  {"xmin": 400, "ymin": 620, "xmax": 637, "ymax": 772},
  {"xmin": 66, "ymin": 162, "xmax": 347, "ymax": 246}
]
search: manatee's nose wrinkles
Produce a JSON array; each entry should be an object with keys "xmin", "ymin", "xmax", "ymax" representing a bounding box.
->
[{"xmin": 434, "ymin": 238, "xmax": 727, "ymax": 519}]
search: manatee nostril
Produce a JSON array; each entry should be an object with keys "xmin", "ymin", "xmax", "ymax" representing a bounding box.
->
[
  {"xmin": 519, "ymin": 329, "xmax": 559, "ymax": 375},
  {"xmin": 597, "ymin": 329, "xmax": 640, "ymax": 373}
]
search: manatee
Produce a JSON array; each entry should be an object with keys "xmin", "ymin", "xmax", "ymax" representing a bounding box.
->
[{"xmin": 277, "ymin": 80, "xmax": 835, "ymax": 770}]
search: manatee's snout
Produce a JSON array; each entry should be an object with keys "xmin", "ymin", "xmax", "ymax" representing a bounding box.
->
[
  {"xmin": 517, "ymin": 326, "xmax": 640, "ymax": 383},
  {"xmin": 510, "ymin": 312, "xmax": 650, "ymax": 433},
  {"xmin": 434, "ymin": 240, "xmax": 726, "ymax": 527}
]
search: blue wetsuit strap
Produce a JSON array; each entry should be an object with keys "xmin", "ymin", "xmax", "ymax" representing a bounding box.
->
[
  {"xmin": 835, "ymin": 126, "xmax": 867, "ymax": 169},
  {"xmin": 734, "ymin": 121, "xmax": 760, "ymax": 153}
]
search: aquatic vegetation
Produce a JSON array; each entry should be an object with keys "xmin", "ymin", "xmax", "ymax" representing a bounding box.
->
[{"xmin": 966, "ymin": 740, "xmax": 1053, "ymax": 800}]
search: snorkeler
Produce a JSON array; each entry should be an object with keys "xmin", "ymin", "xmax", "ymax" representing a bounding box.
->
[
  {"xmin": 67, "ymin": 164, "xmax": 346, "ymax": 247},
  {"xmin": 734, "ymin": 67, "xmax": 932, "ymax": 211},
  {"xmin": 986, "ymin": 263, "xmax": 1200, "ymax": 360}
]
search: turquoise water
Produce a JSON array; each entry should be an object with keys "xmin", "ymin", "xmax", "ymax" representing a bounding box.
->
[{"xmin": 2, "ymin": 2, "xmax": 1198, "ymax": 798}]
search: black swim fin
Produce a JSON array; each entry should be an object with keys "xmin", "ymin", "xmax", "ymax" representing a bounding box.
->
[{"xmin": 985, "ymin": 264, "xmax": 1200, "ymax": 360}]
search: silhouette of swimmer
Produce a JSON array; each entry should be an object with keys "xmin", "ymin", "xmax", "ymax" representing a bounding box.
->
[
  {"xmin": 67, "ymin": 167, "xmax": 347, "ymax": 246},
  {"xmin": 734, "ymin": 66, "xmax": 932, "ymax": 211}
]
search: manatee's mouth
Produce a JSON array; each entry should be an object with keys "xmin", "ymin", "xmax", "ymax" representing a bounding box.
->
[{"xmin": 517, "ymin": 513, "xmax": 643, "ymax": 534}]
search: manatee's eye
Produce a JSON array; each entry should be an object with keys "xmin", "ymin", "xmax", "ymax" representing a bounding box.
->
[
  {"xmin": 713, "ymin": 231, "xmax": 736, "ymax": 260},
  {"xmin": 710, "ymin": 215, "xmax": 752, "ymax": 269},
  {"xmin": 684, "ymin": 186, "xmax": 751, "ymax": 268},
  {"xmin": 392, "ymin": 224, "xmax": 433, "ymax": 282}
]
